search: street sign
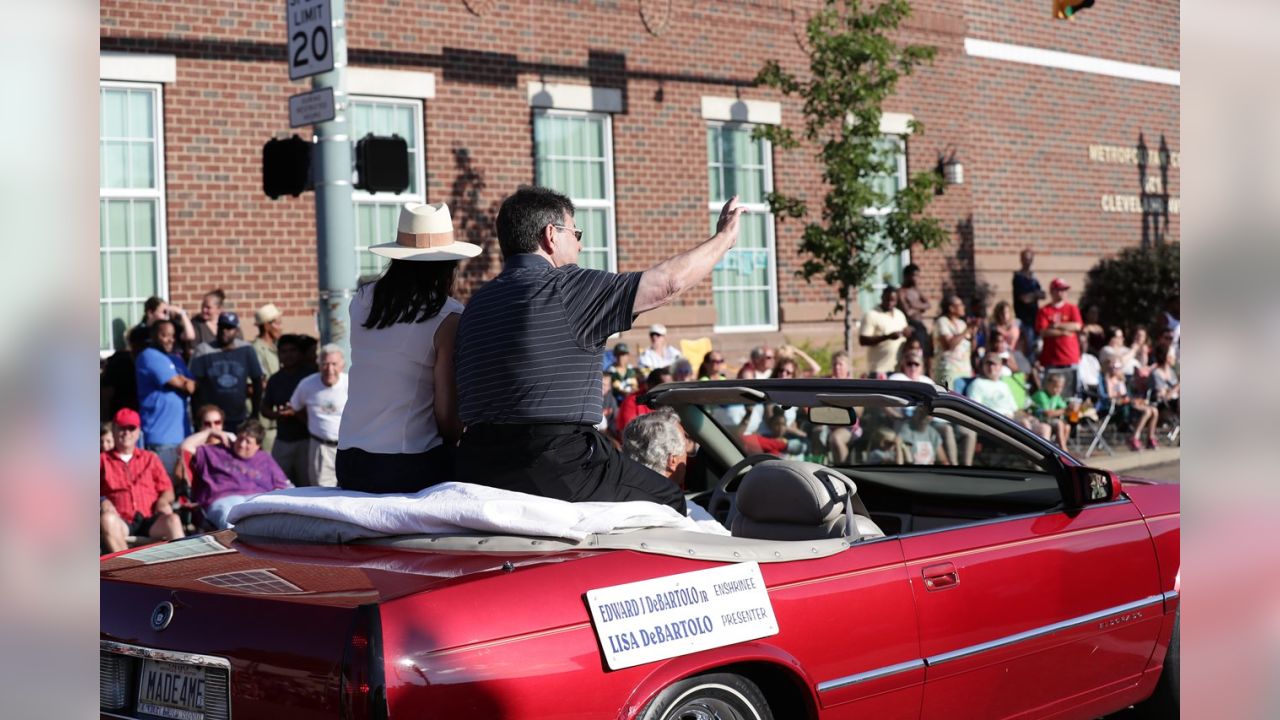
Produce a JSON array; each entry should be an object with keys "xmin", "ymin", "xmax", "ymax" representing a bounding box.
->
[
  {"xmin": 289, "ymin": 87, "xmax": 336, "ymax": 127},
  {"xmin": 286, "ymin": 0, "xmax": 334, "ymax": 80}
]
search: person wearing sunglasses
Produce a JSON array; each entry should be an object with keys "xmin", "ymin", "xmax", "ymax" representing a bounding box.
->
[
  {"xmin": 888, "ymin": 349, "xmax": 935, "ymax": 385},
  {"xmin": 454, "ymin": 186, "xmax": 748, "ymax": 513},
  {"xmin": 697, "ymin": 352, "xmax": 727, "ymax": 381}
]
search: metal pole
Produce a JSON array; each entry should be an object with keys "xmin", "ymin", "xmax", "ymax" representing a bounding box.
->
[{"xmin": 310, "ymin": 0, "xmax": 354, "ymax": 356}]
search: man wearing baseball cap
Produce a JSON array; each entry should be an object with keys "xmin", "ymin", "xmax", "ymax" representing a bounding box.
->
[
  {"xmin": 639, "ymin": 323, "xmax": 682, "ymax": 372},
  {"xmin": 252, "ymin": 303, "xmax": 285, "ymax": 451},
  {"xmin": 100, "ymin": 408, "xmax": 185, "ymax": 553},
  {"xmin": 1035, "ymin": 277, "xmax": 1083, "ymax": 394},
  {"xmin": 188, "ymin": 311, "xmax": 265, "ymax": 432}
]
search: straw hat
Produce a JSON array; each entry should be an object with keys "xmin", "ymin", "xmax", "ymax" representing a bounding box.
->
[{"xmin": 368, "ymin": 202, "xmax": 482, "ymax": 261}]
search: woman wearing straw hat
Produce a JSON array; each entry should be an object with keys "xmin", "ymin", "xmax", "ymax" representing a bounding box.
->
[{"xmin": 335, "ymin": 202, "xmax": 482, "ymax": 493}]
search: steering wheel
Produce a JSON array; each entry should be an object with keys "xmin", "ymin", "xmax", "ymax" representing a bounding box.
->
[{"xmin": 707, "ymin": 453, "xmax": 782, "ymax": 528}]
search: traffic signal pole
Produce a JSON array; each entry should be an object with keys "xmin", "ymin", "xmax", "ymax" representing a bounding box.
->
[{"xmin": 310, "ymin": 0, "xmax": 355, "ymax": 356}]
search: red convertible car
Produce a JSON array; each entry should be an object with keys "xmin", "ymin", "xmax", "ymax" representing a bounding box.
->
[{"xmin": 101, "ymin": 380, "xmax": 1179, "ymax": 719}]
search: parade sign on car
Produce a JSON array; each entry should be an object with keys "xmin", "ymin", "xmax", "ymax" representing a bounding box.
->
[
  {"xmin": 286, "ymin": 0, "xmax": 334, "ymax": 81},
  {"xmin": 585, "ymin": 562, "xmax": 778, "ymax": 670}
]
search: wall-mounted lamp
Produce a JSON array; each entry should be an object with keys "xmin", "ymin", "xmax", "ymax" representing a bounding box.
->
[{"xmin": 936, "ymin": 147, "xmax": 963, "ymax": 193}]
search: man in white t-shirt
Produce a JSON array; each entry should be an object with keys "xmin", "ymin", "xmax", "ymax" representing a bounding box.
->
[
  {"xmin": 859, "ymin": 287, "xmax": 911, "ymax": 377},
  {"xmin": 286, "ymin": 344, "xmax": 349, "ymax": 487},
  {"xmin": 638, "ymin": 324, "xmax": 682, "ymax": 371}
]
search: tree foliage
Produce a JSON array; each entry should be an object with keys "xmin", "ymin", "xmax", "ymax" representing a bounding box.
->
[
  {"xmin": 1079, "ymin": 242, "xmax": 1180, "ymax": 333},
  {"xmin": 754, "ymin": 0, "xmax": 948, "ymax": 351}
]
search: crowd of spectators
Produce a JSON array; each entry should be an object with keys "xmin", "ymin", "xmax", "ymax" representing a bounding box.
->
[
  {"xmin": 99, "ymin": 290, "xmax": 344, "ymax": 548},
  {"xmin": 854, "ymin": 250, "xmax": 1180, "ymax": 454},
  {"xmin": 100, "ymin": 248, "xmax": 1178, "ymax": 548}
]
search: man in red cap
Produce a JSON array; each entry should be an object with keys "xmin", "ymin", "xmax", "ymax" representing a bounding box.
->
[
  {"xmin": 100, "ymin": 408, "xmax": 185, "ymax": 554},
  {"xmin": 1035, "ymin": 277, "xmax": 1083, "ymax": 394}
]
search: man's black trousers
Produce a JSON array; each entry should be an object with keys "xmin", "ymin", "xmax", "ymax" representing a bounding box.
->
[{"xmin": 455, "ymin": 423, "xmax": 684, "ymax": 514}]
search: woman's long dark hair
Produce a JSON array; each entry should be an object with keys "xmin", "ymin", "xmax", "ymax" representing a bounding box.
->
[{"xmin": 362, "ymin": 259, "xmax": 458, "ymax": 329}]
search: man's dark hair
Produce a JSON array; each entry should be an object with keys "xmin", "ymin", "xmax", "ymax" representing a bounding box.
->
[
  {"xmin": 361, "ymin": 259, "xmax": 458, "ymax": 329},
  {"xmin": 495, "ymin": 186, "xmax": 575, "ymax": 258},
  {"xmin": 143, "ymin": 296, "xmax": 164, "ymax": 315},
  {"xmin": 277, "ymin": 334, "xmax": 304, "ymax": 352},
  {"xmin": 646, "ymin": 368, "xmax": 672, "ymax": 389},
  {"xmin": 236, "ymin": 419, "xmax": 266, "ymax": 445},
  {"xmin": 904, "ymin": 263, "xmax": 920, "ymax": 275},
  {"xmin": 297, "ymin": 335, "xmax": 320, "ymax": 369},
  {"xmin": 127, "ymin": 324, "xmax": 150, "ymax": 349}
]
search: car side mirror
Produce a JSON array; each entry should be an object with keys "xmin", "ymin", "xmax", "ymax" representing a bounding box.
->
[{"xmin": 1064, "ymin": 466, "xmax": 1122, "ymax": 509}]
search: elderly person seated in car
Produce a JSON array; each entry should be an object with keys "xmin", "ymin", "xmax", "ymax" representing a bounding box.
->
[
  {"xmin": 622, "ymin": 409, "xmax": 727, "ymax": 533},
  {"xmin": 179, "ymin": 419, "xmax": 292, "ymax": 529},
  {"xmin": 966, "ymin": 354, "xmax": 1052, "ymax": 441}
]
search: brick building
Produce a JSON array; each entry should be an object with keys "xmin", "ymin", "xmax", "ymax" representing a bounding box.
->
[{"xmin": 99, "ymin": 0, "xmax": 1179, "ymax": 362}]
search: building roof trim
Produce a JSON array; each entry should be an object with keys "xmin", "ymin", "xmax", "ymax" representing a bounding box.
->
[
  {"xmin": 347, "ymin": 68, "xmax": 436, "ymax": 99},
  {"xmin": 700, "ymin": 96, "xmax": 782, "ymax": 126},
  {"xmin": 527, "ymin": 82, "xmax": 622, "ymax": 113},
  {"xmin": 100, "ymin": 53, "xmax": 176, "ymax": 83},
  {"xmin": 965, "ymin": 38, "xmax": 1180, "ymax": 87}
]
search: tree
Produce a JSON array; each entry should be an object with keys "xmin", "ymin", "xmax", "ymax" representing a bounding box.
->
[
  {"xmin": 755, "ymin": 0, "xmax": 948, "ymax": 354},
  {"xmin": 1079, "ymin": 242, "xmax": 1179, "ymax": 334}
]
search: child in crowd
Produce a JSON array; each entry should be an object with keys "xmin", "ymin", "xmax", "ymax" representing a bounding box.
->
[
  {"xmin": 865, "ymin": 426, "xmax": 902, "ymax": 465},
  {"xmin": 1031, "ymin": 373, "xmax": 1071, "ymax": 449},
  {"xmin": 607, "ymin": 343, "xmax": 639, "ymax": 403},
  {"xmin": 100, "ymin": 423, "xmax": 115, "ymax": 453}
]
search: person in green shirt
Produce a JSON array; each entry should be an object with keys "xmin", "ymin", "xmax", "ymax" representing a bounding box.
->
[
  {"xmin": 1031, "ymin": 372, "xmax": 1070, "ymax": 449},
  {"xmin": 607, "ymin": 342, "xmax": 639, "ymax": 403}
]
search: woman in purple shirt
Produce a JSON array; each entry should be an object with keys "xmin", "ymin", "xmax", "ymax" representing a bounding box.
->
[{"xmin": 180, "ymin": 419, "xmax": 291, "ymax": 529}]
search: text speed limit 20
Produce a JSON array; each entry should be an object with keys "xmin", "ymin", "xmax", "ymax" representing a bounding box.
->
[{"xmin": 287, "ymin": 0, "xmax": 334, "ymax": 81}]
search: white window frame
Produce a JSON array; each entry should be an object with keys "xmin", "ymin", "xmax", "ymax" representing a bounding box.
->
[
  {"xmin": 349, "ymin": 95, "xmax": 427, "ymax": 280},
  {"xmin": 707, "ymin": 121, "xmax": 778, "ymax": 333},
  {"xmin": 100, "ymin": 80, "xmax": 169, "ymax": 357},
  {"xmin": 533, "ymin": 109, "xmax": 618, "ymax": 273},
  {"xmin": 859, "ymin": 133, "xmax": 911, "ymax": 306}
]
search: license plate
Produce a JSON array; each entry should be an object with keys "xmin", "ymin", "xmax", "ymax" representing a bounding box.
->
[{"xmin": 137, "ymin": 659, "xmax": 207, "ymax": 720}]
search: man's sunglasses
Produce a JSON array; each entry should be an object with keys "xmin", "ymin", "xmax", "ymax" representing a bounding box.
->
[{"xmin": 553, "ymin": 225, "xmax": 583, "ymax": 241}]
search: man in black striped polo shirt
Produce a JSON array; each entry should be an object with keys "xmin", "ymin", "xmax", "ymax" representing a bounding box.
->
[{"xmin": 454, "ymin": 186, "xmax": 745, "ymax": 513}]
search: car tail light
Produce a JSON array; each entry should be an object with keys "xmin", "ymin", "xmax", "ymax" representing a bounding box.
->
[{"xmin": 340, "ymin": 604, "xmax": 387, "ymax": 720}]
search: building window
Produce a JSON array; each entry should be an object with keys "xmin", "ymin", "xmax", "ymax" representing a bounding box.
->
[
  {"xmin": 856, "ymin": 134, "xmax": 909, "ymax": 313},
  {"xmin": 351, "ymin": 96, "xmax": 426, "ymax": 282},
  {"xmin": 100, "ymin": 82, "xmax": 166, "ymax": 354},
  {"xmin": 707, "ymin": 123, "xmax": 777, "ymax": 330},
  {"xmin": 533, "ymin": 110, "xmax": 616, "ymax": 272}
]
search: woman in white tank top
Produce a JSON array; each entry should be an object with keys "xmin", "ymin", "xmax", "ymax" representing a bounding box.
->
[{"xmin": 336, "ymin": 202, "xmax": 481, "ymax": 493}]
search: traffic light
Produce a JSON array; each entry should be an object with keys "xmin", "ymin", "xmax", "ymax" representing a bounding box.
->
[
  {"xmin": 1053, "ymin": 0, "xmax": 1094, "ymax": 19},
  {"xmin": 354, "ymin": 134, "xmax": 410, "ymax": 194},
  {"xmin": 262, "ymin": 135, "xmax": 312, "ymax": 199}
]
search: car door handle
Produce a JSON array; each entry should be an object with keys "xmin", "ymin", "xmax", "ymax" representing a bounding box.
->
[{"xmin": 922, "ymin": 562, "xmax": 959, "ymax": 591}]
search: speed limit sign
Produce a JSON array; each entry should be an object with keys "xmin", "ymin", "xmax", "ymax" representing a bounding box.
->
[{"xmin": 286, "ymin": 0, "xmax": 334, "ymax": 80}]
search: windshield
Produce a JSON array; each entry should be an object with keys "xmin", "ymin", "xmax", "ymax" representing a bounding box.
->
[{"xmin": 696, "ymin": 396, "xmax": 1044, "ymax": 473}]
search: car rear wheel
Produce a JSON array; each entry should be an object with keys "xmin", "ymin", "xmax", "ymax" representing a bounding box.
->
[
  {"xmin": 640, "ymin": 672, "xmax": 774, "ymax": 720},
  {"xmin": 1133, "ymin": 607, "xmax": 1179, "ymax": 718}
]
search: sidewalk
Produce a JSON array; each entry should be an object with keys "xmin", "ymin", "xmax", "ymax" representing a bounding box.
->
[{"xmin": 1086, "ymin": 446, "xmax": 1179, "ymax": 474}]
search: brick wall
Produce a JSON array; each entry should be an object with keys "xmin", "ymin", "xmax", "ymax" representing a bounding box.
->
[{"xmin": 101, "ymin": 0, "xmax": 1178, "ymax": 360}]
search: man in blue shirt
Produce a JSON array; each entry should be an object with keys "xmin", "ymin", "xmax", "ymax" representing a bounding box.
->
[
  {"xmin": 454, "ymin": 186, "xmax": 746, "ymax": 512},
  {"xmin": 135, "ymin": 319, "xmax": 196, "ymax": 480},
  {"xmin": 189, "ymin": 312, "xmax": 265, "ymax": 431}
]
